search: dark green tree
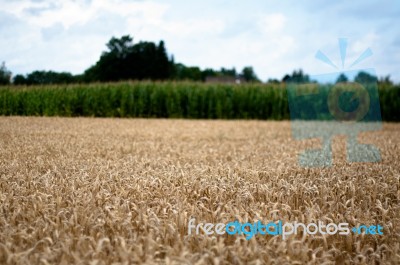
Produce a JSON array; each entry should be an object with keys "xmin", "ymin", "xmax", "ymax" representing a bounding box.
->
[
  {"xmin": 84, "ymin": 35, "xmax": 134, "ymax": 82},
  {"xmin": 378, "ymin": 75, "xmax": 392, "ymax": 86},
  {"xmin": 336, "ymin": 73, "xmax": 349, "ymax": 83},
  {"xmin": 23, "ymin": 71, "xmax": 75, "ymax": 85},
  {"xmin": 173, "ymin": 63, "xmax": 202, "ymax": 81},
  {"xmin": 241, "ymin": 66, "xmax": 259, "ymax": 82},
  {"xmin": 354, "ymin": 71, "xmax": 377, "ymax": 84},
  {"xmin": 201, "ymin": 68, "xmax": 217, "ymax": 81},
  {"xmin": 13, "ymin": 74, "xmax": 27, "ymax": 85},
  {"xmin": 267, "ymin": 78, "xmax": 280, "ymax": 84},
  {"xmin": 84, "ymin": 35, "xmax": 173, "ymax": 82},
  {"xmin": 282, "ymin": 69, "xmax": 310, "ymax": 83},
  {"xmin": 200, "ymin": 67, "xmax": 238, "ymax": 81},
  {"xmin": 220, "ymin": 67, "xmax": 236, "ymax": 77},
  {"xmin": 291, "ymin": 69, "xmax": 310, "ymax": 83},
  {"xmin": 106, "ymin": 35, "xmax": 134, "ymax": 58},
  {"xmin": 282, "ymin": 74, "xmax": 291, "ymax": 82},
  {"xmin": 154, "ymin": 41, "xmax": 172, "ymax": 79},
  {"xmin": 0, "ymin": 62, "xmax": 12, "ymax": 85}
]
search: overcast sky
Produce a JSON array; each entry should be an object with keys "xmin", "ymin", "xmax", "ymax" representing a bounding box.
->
[{"xmin": 1, "ymin": 0, "xmax": 399, "ymax": 82}]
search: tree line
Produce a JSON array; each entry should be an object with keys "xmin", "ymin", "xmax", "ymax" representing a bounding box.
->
[
  {"xmin": 0, "ymin": 35, "xmax": 395, "ymax": 86},
  {"xmin": 1, "ymin": 35, "xmax": 260, "ymax": 85}
]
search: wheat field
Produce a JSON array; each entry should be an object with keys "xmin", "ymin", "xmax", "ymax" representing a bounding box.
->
[{"xmin": 0, "ymin": 117, "xmax": 399, "ymax": 264}]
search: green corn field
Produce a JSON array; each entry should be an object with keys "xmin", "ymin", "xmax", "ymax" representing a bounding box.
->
[{"xmin": 0, "ymin": 81, "xmax": 399, "ymax": 121}]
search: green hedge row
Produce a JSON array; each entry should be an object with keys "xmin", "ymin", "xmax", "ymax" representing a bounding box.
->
[{"xmin": 0, "ymin": 81, "xmax": 398, "ymax": 120}]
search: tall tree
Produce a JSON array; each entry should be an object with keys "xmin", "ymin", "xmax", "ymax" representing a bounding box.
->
[
  {"xmin": 155, "ymin": 41, "xmax": 171, "ymax": 79},
  {"xmin": 0, "ymin": 62, "xmax": 12, "ymax": 85},
  {"xmin": 13, "ymin": 74, "xmax": 27, "ymax": 85},
  {"xmin": 84, "ymin": 35, "xmax": 173, "ymax": 82},
  {"xmin": 336, "ymin": 73, "xmax": 349, "ymax": 83},
  {"xmin": 241, "ymin": 66, "xmax": 259, "ymax": 82},
  {"xmin": 354, "ymin": 71, "xmax": 377, "ymax": 84}
]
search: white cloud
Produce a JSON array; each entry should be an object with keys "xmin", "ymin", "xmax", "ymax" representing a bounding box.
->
[
  {"xmin": 161, "ymin": 19, "xmax": 225, "ymax": 38},
  {"xmin": 258, "ymin": 13, "xmax": 287, "ymax": 34},
  {"xmin": 0, "ymin": 0, "xmax": 399, "ymax": 82},
  {"xmin": 1, "ymin": 0, "xmax": 169, "ymax": 29}
]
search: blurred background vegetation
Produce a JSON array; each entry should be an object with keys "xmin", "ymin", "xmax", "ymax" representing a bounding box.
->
[
  {"xmin": 1, "ymin": 35, "xmax": 260, "ymax": 85},
  {"xmin": 0, "ymin": 35, "xmax": 399, "ymax": 121}
]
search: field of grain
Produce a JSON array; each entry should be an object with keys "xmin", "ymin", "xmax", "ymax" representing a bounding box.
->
[{"xmin": 0, "ymin": 117, "xmax": 399, "ymax": 264}]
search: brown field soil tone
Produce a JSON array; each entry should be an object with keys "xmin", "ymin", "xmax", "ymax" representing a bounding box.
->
[{"xmin": 0, "ymin": 117, "xmax": 399, "ymax": 264}]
